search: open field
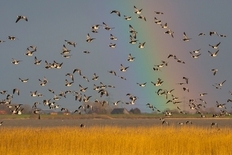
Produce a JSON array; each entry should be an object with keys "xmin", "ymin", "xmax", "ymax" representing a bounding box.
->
[
  {"xmin": 1, "ymin": 126, "xmax": 232, "ymax": 155},
  {"xmin": 0, "ymin": 114, "xmax": 232, "ymax": 128},
  {"xmin": 1, "ymin": 115, "xmax": 232, "ymax": 154}
]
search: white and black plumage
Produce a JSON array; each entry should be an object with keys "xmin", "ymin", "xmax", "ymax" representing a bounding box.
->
[
  {"xmin": 15, "ymin": 15, "xmax": 28, "ymax": 23},
  {"xmin": 13, "ymin": 88, "xmax": 20, "ymax": 95},
  {"xmin": 98, "ymin": 89, "xmax": 109, "ymax": 97},
  {"xmin": 19, "ymin": 78, "xmax": 29, "ymax": 83},
  {"xmin": 138, "ymin": 42, "xmax": 146, "ymax": 48},
  {"xmin": 108, "ymin": 70, "xmax": 117, "ymax": 76},
  {"xmin": 110, "ymin": 10, "xmax": 120, "ymax": 16},
  {"xmin": 65, "ymin": 73, "xmax": 74, "ymax": 82},
  {"xmin": 11, "ymin": 58, "xmax": 21, "ymax": 65},
  {"xmin": 65, "ymin": 79, "xmax": 74, "ymax": 87},
  {"xmin": 65, "ymin": 40, "xmax": 76, "ymax": 47},
  {"xmin": 8, "ymin": 36, "xmax": 18, "ymax": 40},
  {"xmin": 154, "ymin": 11, "xmax": 164, "ymax": 14},
  {"xmin": 86, "ymin": 33, "xmax": 95, "ymax": 42},
  {"xmin": 110, "ymin": 34, "xmax": 117, "ymax": 40},
  {"xmin": 73, "ymin": 68, "xmax": 82, "ymax": 76},
  {"xmin": 102, "ymin": 22, "xmax": 114, "ymax": 30},
  {"xmin": 124, "ymin": 15, "xmax": 132, "ymax": 20},
  {"xmin": 120, "ymin": 64, "xmax": 129, "ymax": 72},
  {"xmin": 83, "ymin": 94, "xmax": 92, "ymax": 102},
  {"xmin": 183, "ymin": 77, "xmax": 189, "ymax": 84},
  {"xmin": 165, "ymin": 29, "xmax": 174, "ymax": 38},
  {"xmin": 138, "ymin": 15, "xmax": 146, "ymax": 21},
  {"xmin": 190, "ymin": 52, "xmax": 201, "ymax": 58},
  {"xmin": 183, "ymin": 32, "xmax": 192, "ymax": 41},
  {"xmin": 154, "ymin": 17, "xmax": 162, "ymax": 25},
  {"xmin": 109, "ymin": 43, "xmax": 116, "ymax": 48},
  {"xmin": 134, "ymin": 6, "xmax": 142, "ymax": 14},
  {"xmin": 91, "ymin": 24, "xmax": 101, "ymax": 33},
  {"xmin": 209, "ymin": 42, "xmax": 221, "ymax": 49},
  {"xmin": 127, "ymin": 53, "xmax": 135, "ymax": 62},
  {"xmin": 208, "ymin": 50, "xmax": 219, "ymax": 57},
  {"xmin": 137, "ymin": 82, "xmax": 147, "ymax": 87},
  {"xmin": 92, "ymin": 73, "xmax": 99, "ymax": 81},
  {"xmin": 79, "ymin": 84, "xmax": 88, "ymax": 92},
  {"xmin": 211, "ymin": 69, "xmax": 218, "ymax": 75},
  {"xmin": 34, "ymin": 56, "xmax": 42, "ymax": 65},
  {"xmin": 151, "ymin": 78, "xmax": 163, "ymax": 86}
]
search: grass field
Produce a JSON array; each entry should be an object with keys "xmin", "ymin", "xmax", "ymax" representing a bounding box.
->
[{"xmin": 0, "ymin": 125, "xmax": 231, "ymax": 155}]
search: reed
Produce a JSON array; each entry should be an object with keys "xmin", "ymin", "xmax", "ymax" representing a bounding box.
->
[{"xmin": 0, "ymin": 126, "xmax": 231, "ymax": 155}]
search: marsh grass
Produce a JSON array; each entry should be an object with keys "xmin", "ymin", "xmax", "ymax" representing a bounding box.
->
[{"xmin": 0, "ymin": 126, "xmax": 231, "ymax": 155}]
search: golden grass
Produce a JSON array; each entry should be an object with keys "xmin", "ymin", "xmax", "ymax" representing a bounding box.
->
[{"xmin": 0, "ymin": 126, "xmax": 232, "ymax": 155}]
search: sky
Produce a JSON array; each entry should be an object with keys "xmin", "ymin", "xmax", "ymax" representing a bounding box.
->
[{"xmin": 0, "ymin": 0, "xmax": 232, "ymax": 113}]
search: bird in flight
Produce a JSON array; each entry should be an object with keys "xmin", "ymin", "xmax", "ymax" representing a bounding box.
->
[
  {"xmin": 110, "ymin": 10, "xmax": 121, "ymax": 17},
  {"xmin": 209, "ymin": 42, "xmax": 221, "ymax": 49},
  {"xmin": 15, "ymin": 15, "xmax": 28, "ymax": 23}
]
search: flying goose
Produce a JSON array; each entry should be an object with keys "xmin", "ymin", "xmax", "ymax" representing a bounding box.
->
[
  {"xmin": 138, "ymin": 42, "xmax": 146, "ymax": 48},
  {"xmin": 124, "ymin": 15, "xmax": 132, "ymax": 20},
  {"xmin": 73, "ymin": 68, "xmax": 82, "ymax": 76},
  {"xmin": 91, "ymin": 24, "xmax": 101, "ymax": 33},
  {"xmin": 34, "ymin": 56, "xmax": 42, "ymax": 65},
  {"xmin": 19, "ymin": 78, "xmax": 29, "ymax": 83},
  {"xmin": 109, "ymin": 43, "xmax": 116, "ymax": 48},
  {"xmin": 98, "ymin": 89, "xmax": 109, "ymax": 97},
  {"xmin": 151, "ymin": 78, "xmax": 163, "ymax": 86},
  {"xmin": 92, "ymin": 73, "xmax": 99, "ymax": 81},
  {"xmin": 199, "ymin": 93, "xmax": 207, "ymax": 97},
  {"xmin": 102, "ymin": 22, "xmax": 114, "ymax": 30},
  {"xmin": 183, "ymin": 32, "xmax": 192, "ymax": 41},
  {"xmin": 209, "ymin": 42, "xmax": 221, "ymax": 49},
  {"xmin": 30, "ymin": 91, "xmax": 37, "ymax": 97},
  {"xmin": 138, "ymin": 15, "xmax": 146, "ymax": 21},
  {"xmin": 183, "ymin": 77, "xmax": 189, "ymax": 84},
  {"xmin": 154, "ymin": 17, "xmax": 162, "ymax": 25},
  {"xmin": 127, "ymin": 53, "xmax": 135, "ymax": 62},
  {"xmin": 108, "ymin": 70, "xmax": 117, "ymax": 76},
  {"xmin": 65, "ymin": 73, "xmax": 74, "ymax": 81},
  {"xmin": 198, "ymin": 32, "xmax": 206, "ymax": 36},
  {"xmin": 209, "ymin": 31, "xmax": 218, "ymax": 36},
  {"xmin": 190, "ymin": 52, "xmax": 201, "ymax": 58},
  {"xmin": 86, "ymin": 33, "xmax": 95, "ymax": 42},
  {"xmin": 211, "ymin": 68, "xmax": 218, "ymax": 75},
  {"xmin": 13, "ymin": 88, "xmax": 20, "ymax": 95},
  {"xmin": 110, "ymin": 34, "xmax": 117, "ymax": 40},
  {"xmin": 83, "ymin": 94, "xmax": 92, "ymax": 102},
  {"xmin": 136, "ymin": 82, "xmax": 147, "ymax": 87},
  {"xmin": 110, "ymin": 10, "xmax": 121, "ymax": 16},
  {"xmin": 165, "ymin": 29, "xmax": 174, "ymax": 38},
  {"xmin": 25, "ymin": 48, "xmax": 36, "ymax": 56},
  {"xmin": 65, "ymin": 40, "xmax": 76, "ymax": 47},
  {"xmin": 161, "ymin": 23, "xmax": 168, "ymax": 29},
  {"xmin": 15, "ymin": 15, "xmax": 28, "ymax": 23},
  {"xmin": 120, "ymin": 64, "xmax": 129, "ymax": 72},
  {"xmin": 8, "ymin": 36, "xmax": 18, "ymax": 40},
  {"xmin": 208, "ymin": 50, "xmax": 219, "ymax": 57},
  {"xmin": 134, "ymin": 6, "xmax": 142, "ymax": 14},
  {"xmin": 11, "ymin": 58, "xmax": 21, "ymax": 65},
  {"xmin": 154, "ymin": 11, "xmax": 164, "ymax": 14},
  {"xmin": 65, "ymin": 79, "xmax": 74, "ymax": 87},
  {"xmin": 79, "ymin": 84, "xmax": 88, "ymax": 92}
]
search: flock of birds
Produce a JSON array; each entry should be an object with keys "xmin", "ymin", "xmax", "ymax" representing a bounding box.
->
[{"xmin": 0, "ymin": 5, "xmax": 231, "ymax": 128}]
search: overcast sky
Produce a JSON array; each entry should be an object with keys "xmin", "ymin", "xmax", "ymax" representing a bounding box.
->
[{"xmin": 0, "ymin": 0, "xmax": 232, "ymax": 113}]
